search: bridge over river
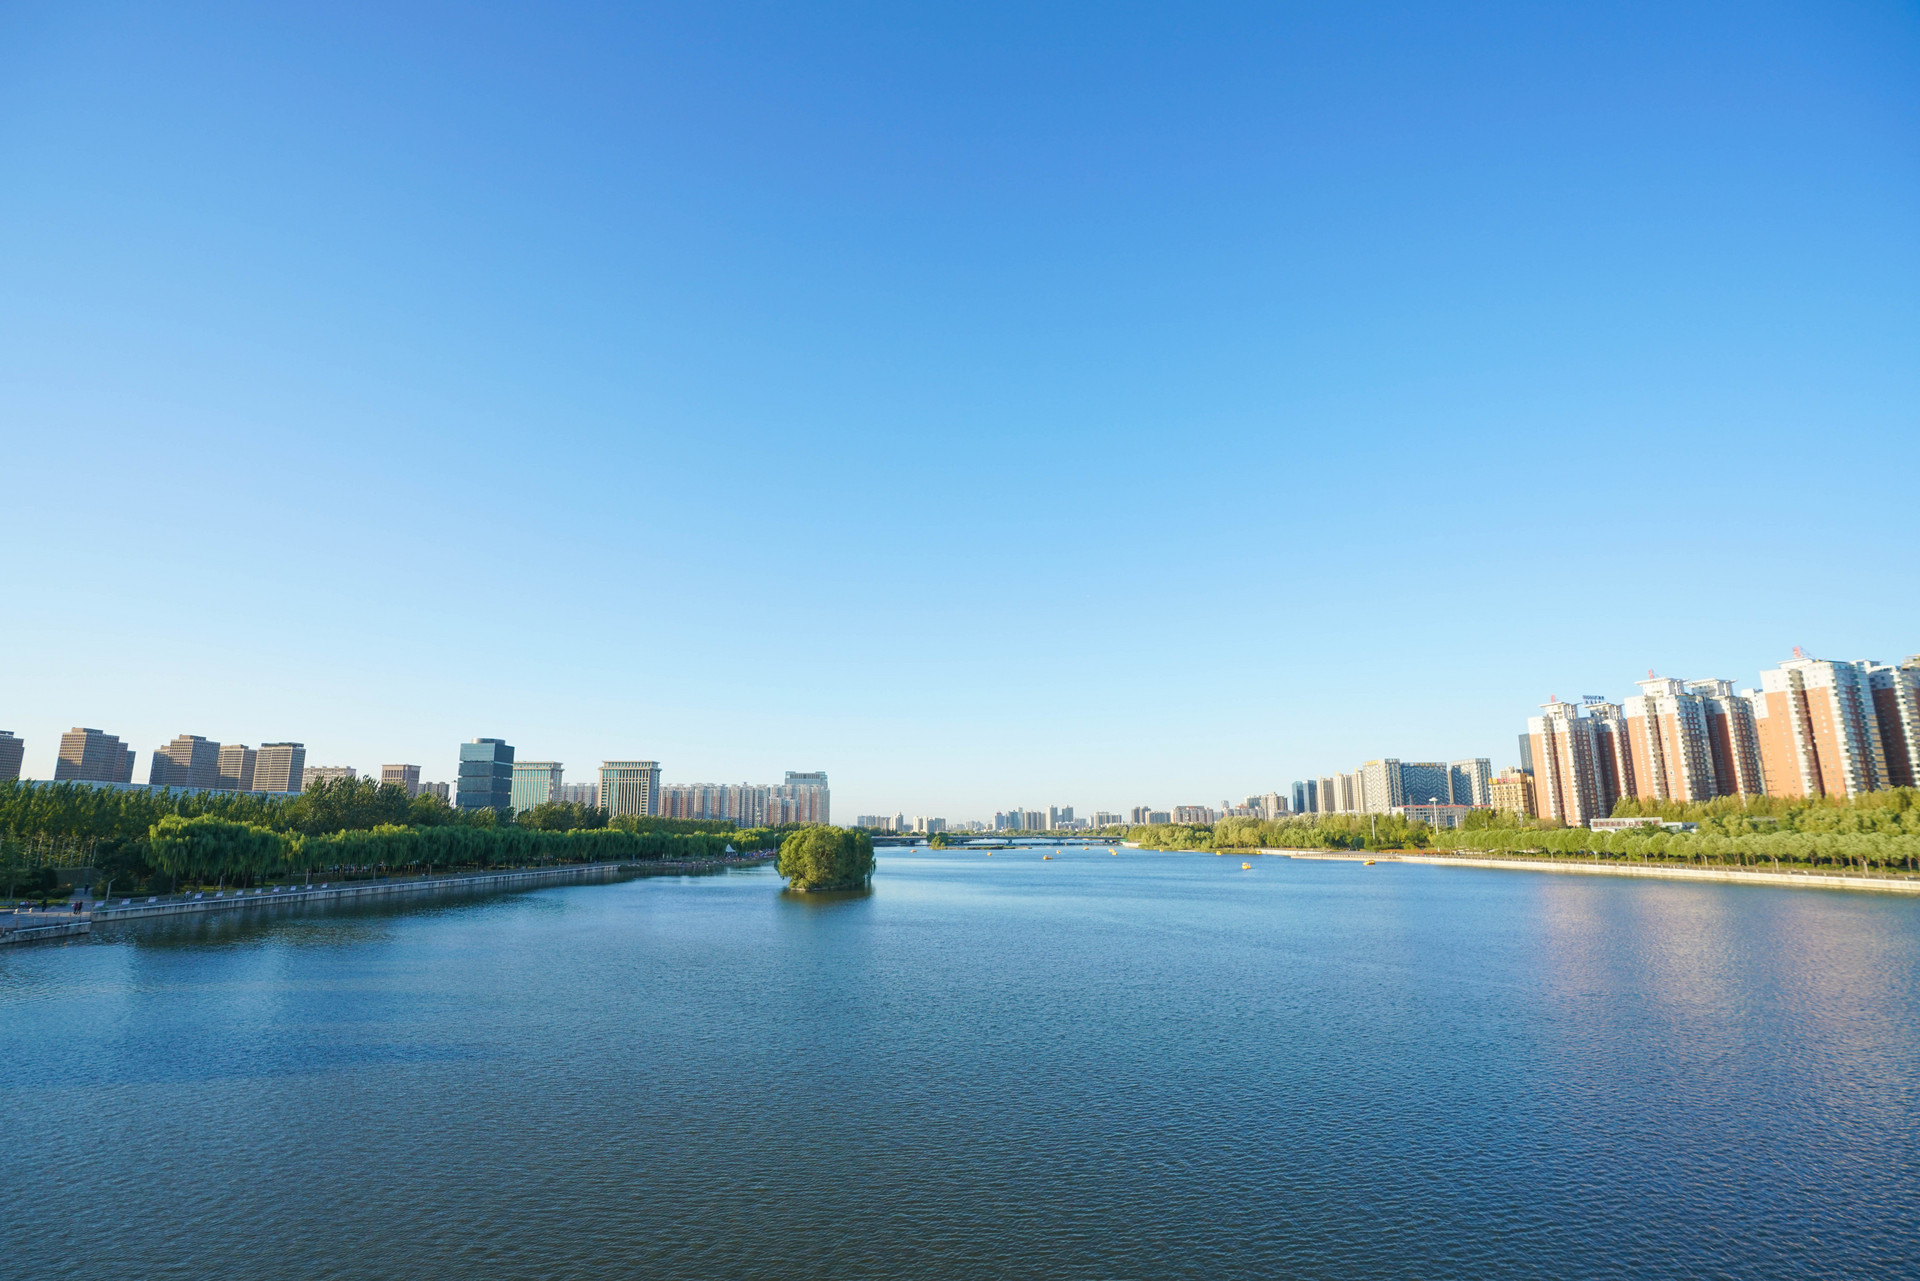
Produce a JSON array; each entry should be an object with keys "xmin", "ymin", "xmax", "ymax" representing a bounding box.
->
[{"xmin": 872, "ymin": 834, "xmax": 1124, "ymax": 847}]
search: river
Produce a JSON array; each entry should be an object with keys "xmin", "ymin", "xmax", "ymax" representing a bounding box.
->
[{"xmin": 4, "ymin": 847, "xmax": 1916, "ymax": 1279}]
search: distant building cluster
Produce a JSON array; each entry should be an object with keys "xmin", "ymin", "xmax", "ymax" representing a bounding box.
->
[
  {"xmin": 993, "ymin": 807, "xmax": 1073, "ymax": 832},
  {"xmin": 1518, "ymin": 650, "xmax": 1920, "ymax": 826},
  {"xmin": 658, "ymin": 772, "xmax": 831, "ymax": 826},
  {"xmin": 0, "ymin": 723, "xmax": 828, "ymax": 827},
  {"xmin": 1288, "ymin": 760, "xmax": 1491, "ymax": 818}
]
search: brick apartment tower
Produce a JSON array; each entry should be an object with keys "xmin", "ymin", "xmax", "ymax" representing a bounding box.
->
[
  {"xmin": 1621, "ymin": 679, "xmax": 1722, "ymax": 802},
  {"xmin": 1688, "ymin": 679, "xmax": 1766, "ymax": 797},
  {"xmin": 1866, "ymin": 657, "xmax": 1920, "ymax": 788},
  {"xmin": 1581, "ymin": 700, "xmax": 1633, "ymax": 807},
  {"xmin": 1749, "ymin": 653, "xmax": 1889, "ymax": 798},
  {"xmin": 1526, "ymin": 700, "xmax": 1610, "ymax": 825}
]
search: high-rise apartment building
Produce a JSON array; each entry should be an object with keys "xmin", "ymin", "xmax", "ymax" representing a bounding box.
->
[
  {"xmin": 780, "ymin": 771, "xmax": 831, "ymax": 825},
  {"xmin": 1866, "ymin": 657, "xmax": 1920, "ymax": 789},
  {"xmin": 1019, "ymin": 808, "xmax": 1047, "ymax": 831},
  {"xmin": 1048, "ymin": 805, "xmax": 1074, "ymax": 828},
  {"xmin": 382, "ymin": 764, "xmax": 422, "ymax": 796},
  {"xmin": 1489, "ymin": 768, "xmax": 1536, "ymax": 817},
  {"xmin": 0, "ymin": 731, "xmax": 22, "ymax": 781},
  {"xmin": 1094, "ymin": 811, "xmax": 1123, "ymax": 827},
  {"xmin": 1314, "ymin": 776, "xmax": 1339, "ymax": 814},
  {"xmin": 253, "ymin": 743, "xmax": 307, "ymax": 794},
  {"xmin": 1448, "ymin": 758, "xmax": 1493, "ymax": 807},
  {"xmin": 456, "ymin": 739, "xmax": 515, "ymax": 811},
  {"xmin": 1751, "ymin": 653, "xmax": 1887, "ymax": 799},
  {"xmin": 1358, "ymin": 760, "xmax": 1401, "ymax": 814},
  {"xmin": 1579, "ymin": 699, "xmax": 1633, "ymax": 805},
  {"xmin": 149, "ymin": 734, "xmax": 223, "ymax": 790},
  {"xmin": 511, "ymin": 761, "xmax": 564, "ymax": 813},
  {"xmin": 1172, "ymin": 805, "xmax": 1213, "ymax": 824},
  {"xmin": 218, "ymin": 744, "xmax": 257, "ymax": 792},
  {"xmin": 1686, "ymin": 679, "xmax": 1766, "ymax": 798},
  {"xmin": 1526, "ymin": 701, "xmax": 1608, "ymax": 826},
  {"xmin": 600, "ymin": 760, "xmax": 661, "ymax": 818},
  {"xmin": 418, "ymin": 781, "xmax": 451, "ymax": 801},
  {"xmin": 54, "ymin": 728, "xmax": 136, "ymax": 784},
  {"xmin": 1621, "ymin": 678, "xmax": 1722, "ymax": 803},
  {"xmin": 303, "ymin": 765, "xmax": 357, "ymax": 790}
]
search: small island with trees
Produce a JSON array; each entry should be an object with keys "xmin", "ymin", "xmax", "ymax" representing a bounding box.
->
[{"xmin": 776, "ymin": 825, "xmax": 875, "ymax": 892}]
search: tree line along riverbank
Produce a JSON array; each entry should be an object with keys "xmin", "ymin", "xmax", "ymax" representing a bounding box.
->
[
  {"xmin": 1124, "ymin": 787, "xmax": 1920, "ymax": 876},
  {"xmin": 0, "ymin": 777, "xmax": 801, "ymax": 898}
]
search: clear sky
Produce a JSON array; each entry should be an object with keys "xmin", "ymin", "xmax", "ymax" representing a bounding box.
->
[{"xmin": 2, "ymin": 1, "xmax": 1916, "ymax": 820}]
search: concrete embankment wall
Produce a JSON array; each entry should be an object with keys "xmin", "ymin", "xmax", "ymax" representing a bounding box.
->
[
  {"xmin": 90, "ymin": 856, "xmax": 774, "ymax": 924},
  {"xmin": 1260, "ymin": 848, "xmax": 1920, "ymax": 895},
  {"xmin": 1, "ymin": 920, "xmax": 91, "ymax": 945}
]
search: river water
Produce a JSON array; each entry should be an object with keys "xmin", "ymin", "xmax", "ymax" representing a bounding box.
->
[{"xmin": 4, "ymin": 848, "xmax": 1917, "ymax": 1279}]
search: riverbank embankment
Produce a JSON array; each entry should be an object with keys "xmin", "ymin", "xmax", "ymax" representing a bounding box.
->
[
  {"xmin": 0, "ymin": 916, "xmax": 92, "ymax": 945},
  {"xmin": 16, "ymin": 854, "xmax": 775, "ymax": 939},
  {"xmin": 1262, "ymin": 847, "xmax": 1920, "ymax": 895}
]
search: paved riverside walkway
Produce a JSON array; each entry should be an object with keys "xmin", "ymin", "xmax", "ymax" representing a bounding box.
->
[{"xmin": 1262, "ymin": 848, "xmax": 1920, "ymax": 895}]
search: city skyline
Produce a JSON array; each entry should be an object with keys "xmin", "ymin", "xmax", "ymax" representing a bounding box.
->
[{"xmin": 4, "ymin": 640, "xmax": 1917, "ymax": 817}]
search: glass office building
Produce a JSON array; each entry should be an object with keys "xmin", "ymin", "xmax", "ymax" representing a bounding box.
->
[
  {"xmin": 456, "ymin": 738, "xmax": 515, "ymax": 811},
  {"xmin": 511, "ymin": 761, "xmax": 564, "ymax": 814}
]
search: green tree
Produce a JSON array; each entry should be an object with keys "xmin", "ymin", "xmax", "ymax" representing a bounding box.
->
[
  {"xmin": 149, "ymin": 815, "xmax": 291, "ymax": 887},
  {"xmin": 776, "ymin": 826, "xmax": 875, "ymax": 892},
  {"xmin": 517, "ymin": 800, "xmax": 609, "ymax": 831}
]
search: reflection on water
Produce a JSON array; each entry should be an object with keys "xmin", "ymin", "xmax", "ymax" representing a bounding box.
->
[{"xmin": 3, "ymin": 852, "xmax": 1915, "ymax": 1280}]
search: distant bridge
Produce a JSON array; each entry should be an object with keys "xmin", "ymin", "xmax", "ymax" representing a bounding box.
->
[{"xmin": 872, "ymin": 834, "xmax": 1123, "ymax": 847}]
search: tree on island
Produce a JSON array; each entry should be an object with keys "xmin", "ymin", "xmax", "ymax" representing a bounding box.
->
[{"xmin": 777, "ymin": 826, "xmax": 876, "ymax": 892}]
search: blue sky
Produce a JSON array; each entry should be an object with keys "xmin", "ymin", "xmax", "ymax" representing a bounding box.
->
[{"xmin": 2, "ymin": 1, "xmax": 1916, "ymax": 819}]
